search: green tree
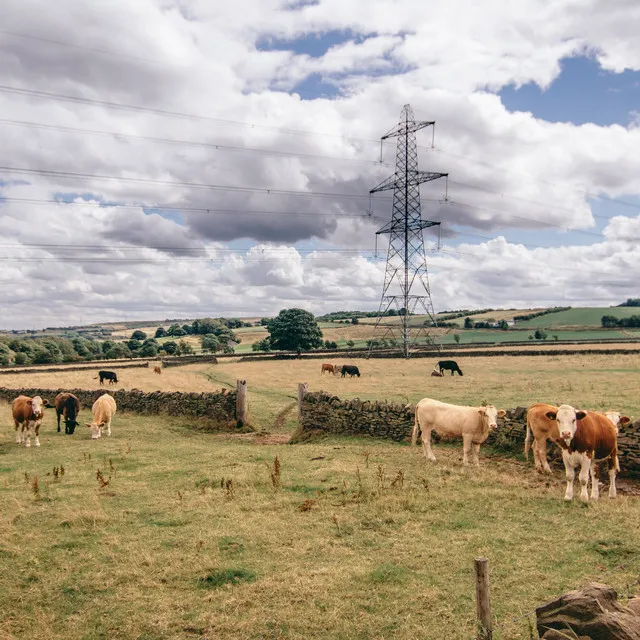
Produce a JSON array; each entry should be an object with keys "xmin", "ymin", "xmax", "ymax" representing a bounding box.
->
[
  {"xmin": 346, "ymin": 340, "xmax": 355, "ymax": 347},
  {"xmin": 14, "ymin": 352, "xmax": 28, "ymax": 365},
  {"xmin": 177, "ymin": 340, "xmax": 193, "ymax": 355},
  {"xmin": 267, "ymin": 309, "xmax": 323, "ymax": 354},
  {"xmin": 155, "ymin": 326, "xmax": 167, "ymax": 338},
  {"xmin": 131, "ymin": 330, "xmax": 147, "ymax": 340},
  {"xmin": 601, "ymin": 315, "xmax": 619, "ymax": 328},
  {"xmin": 138, "ymin": 341, "xmax": 159, "ymax": 357},
  {"xmin": 252, "ymin": 338, "xmax": 272, "ymax": 352},
  {"xmin": 453, "ymin": 334, "xmax": 460, "ymax": 344},
  {"xmin": 201, "ymin": 334, "xmax": 220, "ymax": 353},
  {"xmin": 126, "ymin": 339, "xmax": 142, "ymax": 352},
  {"xmin": 464, "ymin": 317, "xmax": 473, "ymax": 329},
  {"xmin": 161, "ymin": 341, "xmax": 178, "ymax": 355},
  {"xmin": 351, "ymin": 317, "xmax": 359, "ymax": 325},
  {"xmin": 104, "ymin": 343, "xmax": 132, "ymax": 359},
  {"xmin": 167, "ymin": 323, "xmax": 186, "ymax": 337},
  {"xmin": 534, "ymin": 329, "xmax": 548, "ymax": 340}
]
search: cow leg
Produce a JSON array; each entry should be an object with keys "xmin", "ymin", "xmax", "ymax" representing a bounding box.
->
[
  {"xmin": 421, "ymin": 429, "xmax": 436, "ymax": 462},
  {"xmin": 24, "ymin": 421, "xmax": 31, "ymax": 448},
  {"xmin": 34, "ymin": 421, "xmax": 41, "ymax": 447},
  {"xmin": 472, "ymin": 443, "xmax": 481, "ymax": 467},
  {"xmin": 590, "ymin": 460, "xmax": 600, "ymax": 501},
  {"xmin": 535, "ymin": 438, "xmax": 552, "ymax": 474},
  {"xmin": 578, "ymin": 455, "xmax": 591, "ymax": 503},
  {"xmin": 562, "ymin": 451, "xmax": 575, "ymax": 500},
  {"xmin": 57, "ymin": 413, "xmax": 61, "ymax": 433},
  {"xmin": 608, "ymin": 453, "xmax": 618, "ymax": 499},
  {"xmin": 105, "ymin": 420, "xmax": 111, "ymax": 437},
  {"xmin": 462, "ymin": 434, "xmax": 473, "ymax": 465}
]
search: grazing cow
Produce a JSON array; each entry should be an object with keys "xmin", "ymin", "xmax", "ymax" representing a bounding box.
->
[
  {"xmin": 430, "ymin": 369, "xmax": 443, "ymax": 377},
  {"xmin": 525, "ymin": 403, "xmax": 630, "ymax": 474},
  {"xmin": 153, "ymin": 366, "xmax": 162, "ymax": 375},
  {"xmin": 412, "ymin": 398, "xmax": 505, "ymax": 466},
  {"xmin": 341, "ymin": 365, "xmax": 360, "ymax": 378},
  {"xmin": 95, "ymin": 370, "xmax": 118, "ymax": 385},
  {"xmin": 55, "ymin": 392, "xmax": 80, "ymax": 435},
  {"xmin": 545, "ymin": 404, "xmax": 622, "ymax": 502},
  {"xmin": 436, "ymin": 360, "xmax": 463, "ymax": 376},
  {"xmin": 321, "ymin": 363, "xmax": 335, "ymax": 375},
  {"xmin": 12, "ymin": 395, "xmax": 46, "ymax": 447},
  {"xmin": 87, "ymin": 394, "xmax": 117, "ymax": 440}
]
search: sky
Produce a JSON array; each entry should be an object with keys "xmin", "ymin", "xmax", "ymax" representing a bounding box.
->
[{"xmin": 0, "ymin": 0, "xmax": 639, "ymax": 329}]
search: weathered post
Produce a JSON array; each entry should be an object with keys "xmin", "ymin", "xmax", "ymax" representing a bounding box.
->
[
  {"xmin": 297, "ymin": 383, "xmax": 308, "ymax": 424},
  {"xmin": 475, "ymin": 557, "xmax": 492, "ymax": 640},
  {"xmin": 236, "ymin": 379, "xmax": 248, "ymax": 427}
]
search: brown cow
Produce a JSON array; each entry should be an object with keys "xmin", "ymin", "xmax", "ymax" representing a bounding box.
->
[
  {"xmin": 153, "ymin": 366, "xmax": 162, "ymax": 375},
  {"xmin": 55, "ymin": 392, "xmax": 81, "ymax": 435},
  {"xmin": 525, "ymin": 403, "xmax": 630, "ymax": 474},
  {"xmin": 546, "ymin": 404, "xmax": 622, "ymax": 502},
  {"xmin": 430, "ymin": 369, "xmax": 443, "ymax": 377},
  {"xmin": 321, "ymin": 363, "xmax": 336, "ymax": 375},
  {"xmin": 12, "ymin": 395, "xmax": 46, "ymax": 447}
]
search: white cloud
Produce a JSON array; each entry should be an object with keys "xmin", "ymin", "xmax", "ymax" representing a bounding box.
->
[{"xmin": 0, "ymin": 0, "xmax": 639, "ymax": 327}]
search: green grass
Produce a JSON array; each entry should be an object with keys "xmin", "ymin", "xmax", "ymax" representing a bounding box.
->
[
  {"xmin": 2, "ymin": 407, "xmax": 640, "ymax": 639},
  {"xmin": 437, "ymin": 329, "xmax": 635, "ymax": 344},
  {"xmin": 515, "ymin": 307, "xmax": 640, "ymax": 328}
]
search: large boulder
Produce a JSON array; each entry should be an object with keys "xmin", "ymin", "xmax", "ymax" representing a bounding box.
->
[{"xmin": 536, "ymin": 582, "xmax": 640, "ymax": 640}]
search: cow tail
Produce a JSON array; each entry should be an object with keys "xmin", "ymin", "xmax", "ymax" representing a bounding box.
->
[
  {"xmin": 524, "ymin": 415, "xmax": 532, "ymax": 462},
  {"xmin": 411, "ymin": 409, "xmax": 420, "ymax": 447}
]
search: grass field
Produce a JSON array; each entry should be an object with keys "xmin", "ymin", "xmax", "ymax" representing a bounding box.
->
[
  {"xmin": 2, "ymin": 355, "xmax": 640, "ymax": 639},
  {"xmin": 515, "ymin": 307, "xmax": 640, "ymax": 329}
]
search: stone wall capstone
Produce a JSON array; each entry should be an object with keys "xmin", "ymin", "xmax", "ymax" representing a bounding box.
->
[
  {"xmin": 0, "ymin": 386, "xmax": 241, "ymax": 431},
  {"xmin": 295, "ymin": 392, "xmax": 640, "ymax": 477}
]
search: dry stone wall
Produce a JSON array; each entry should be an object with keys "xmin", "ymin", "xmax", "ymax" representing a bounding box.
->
[
  {"xmin": 296, "ymin": 392, "xmax": 640, "ymax": 477},
  {"xmin": 0, "ymin": 362, "xmax": 150, "ymax": 376},
  {"xmin": 0, "ymin": 386, "xmax": 239, "ymax": 431}
]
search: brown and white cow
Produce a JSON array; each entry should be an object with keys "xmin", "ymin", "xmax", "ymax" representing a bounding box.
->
[
  {"xmin": 321, "ymin": 363, "xmax": 336, "ymax": 375},
  {"xmin": 153, "ymin": 366, "xmax": 162, "ymax": 375},
  {"xmin": 545, "ymin": 404, "xmax": 621, "ymax": 502},
  {"xmin": 525, "ymin": 403, "xmax": 630, "ymax": 475},
  {"xmin": 12, "ymin": 395, "xmax": 46, "ymax": 447},
  {"xmin": 412, "ymin": 398, "xmax": 506, "ymax": 466},
  {"xmin": 87, "ymin": 393, "xmax": 117, "ymax": 440}
]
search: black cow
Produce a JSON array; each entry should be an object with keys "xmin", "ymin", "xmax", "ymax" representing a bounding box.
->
[
  {"xmin": 436, "ymin": 360, "xmax": 463, "ymax": 376},
  {"xmin": 341, "ymin": 365, "xmax": 360, "ymax": 378},
  {"xmin": 55, "ymin": 392, "xmax": 80, "ymax": 434},
  {"xmin": 96, "ymin": 370, "xmax": 118, "ymax": 385}
]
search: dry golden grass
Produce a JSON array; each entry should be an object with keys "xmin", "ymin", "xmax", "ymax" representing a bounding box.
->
[{"xmin": 1, "ymin": 411, "xmax": 639, "ymax": 640}]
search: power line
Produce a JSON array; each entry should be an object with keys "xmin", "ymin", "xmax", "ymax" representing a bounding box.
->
[{"xmin": 0, "ymin": 118, "xmax": 389, "ymax": 166}]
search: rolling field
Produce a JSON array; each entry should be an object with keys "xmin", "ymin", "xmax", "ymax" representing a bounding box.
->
[
  {"xmin": 1, "ymin": 355, "xmax": 640, "ymax": 639},
  {"xmin": 515, "ymin": 307, "xmax": 640, "ymax": 329}
]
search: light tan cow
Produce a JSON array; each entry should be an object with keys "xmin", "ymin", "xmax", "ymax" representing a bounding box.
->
[
  {"xmin": 321, "ymin": 363, "xmax": 336, "ymax": 375},
  {"xmin": 525, "ymin": 403, "xmax": 630, "ymax": 474},
  {"xmin": 87, "ymin": 393, "xmax": 117, "ymax": 440},
  {"xmin": 412, "ymin": 398, "xmax": 505, "ymax": 466},
  {"xmin": 12, "ymin": 395, "xmax": 46, "ymax": 447}
]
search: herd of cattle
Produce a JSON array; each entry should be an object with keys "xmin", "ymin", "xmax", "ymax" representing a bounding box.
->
[
  {"xmin": 11, "ymin": 391, "xmax": 117, "ymax": 446},
  {"xmin": 6, "ymin": 360, "xmax": 634, "ymax": 504}
]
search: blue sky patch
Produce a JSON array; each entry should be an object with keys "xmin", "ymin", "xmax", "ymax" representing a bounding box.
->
[
  {"xmin": 500, "ymin": 55, "xmax": 640, "ymax": 127},
  {"xmin": 257, "ymin": 29, "xmax": 377, "ymax": 58}
]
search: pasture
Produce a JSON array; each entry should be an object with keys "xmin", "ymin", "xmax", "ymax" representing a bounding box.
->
[{"xmin": 1, "ymin": 354, "xmax": 640, "ymax": 639}]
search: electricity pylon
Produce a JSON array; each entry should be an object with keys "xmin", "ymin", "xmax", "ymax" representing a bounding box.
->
[{"xmin": 368, "ymin": 104, "xmax": 448, "ymax": 358}]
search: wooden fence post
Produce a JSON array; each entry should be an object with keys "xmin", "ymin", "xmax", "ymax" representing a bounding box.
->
[
  {"xmin": 236, "ymin": 379, "xmax": 248, "ymax": 427},
  {"xmin": 475, "ymin": 557, "xmax": 492, "ymax": 640},
  {"xmin": 297, "ymin": 383, "xmax": 308, "ymax": 424}
]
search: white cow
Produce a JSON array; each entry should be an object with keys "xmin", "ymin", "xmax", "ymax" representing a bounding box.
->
[
  {"xmin": 412, "ymin": 398, "xmax": 506, "ymax": 466},
  {"xmin": 86, "ymin": 394, "xmax": 117, "ymax": 439}
]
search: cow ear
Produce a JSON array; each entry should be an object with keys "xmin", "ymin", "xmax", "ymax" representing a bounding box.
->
[
  {"xmin": 576, "ymin": 411, "xmax": 587, "ymax": 420},
  {"xmin": 477, "ymin": 408, "xmax": 486, "ymax": 415},
  {"xmin": 27, "ymin": 399, "xmax": 33, "ymax": 405},
  {"xmin": 545, "ymin": 412, "xmax": 557, "ymax": 420},
  {"xmin": 497, "ymin": 410, "xmax": 506, "ymax": 417},
  {"xmin": 620, "ymin": 416, "xmax": 631, "ymax": 425}
]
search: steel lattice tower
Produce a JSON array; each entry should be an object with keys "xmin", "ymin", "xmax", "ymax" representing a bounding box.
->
[{"xmin": 368, "ymin": 104, "xmax": 448, "ymax": 358}]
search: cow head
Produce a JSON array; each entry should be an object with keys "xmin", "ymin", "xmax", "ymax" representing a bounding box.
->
[
  {"xmin": 86, "ymin": 421, "xmax": 105, "ymax": 439},
  {"xmin": 30, "ymin": 396, "xmax": 44, "ymax": 419},
  {"xmin": 478, "ymin": 406, "xmax": 506, "ymax": 431},
  {"xmin": 65, "ymin": 419, "xmax": 79, "ymax": 435},
  {"xmin": 546, "ymin": 404, "xmax": 587, "ymax": 444},
  {"xmin": 604, "ymin": 411, "xmax": 631, "ymax": 434}
]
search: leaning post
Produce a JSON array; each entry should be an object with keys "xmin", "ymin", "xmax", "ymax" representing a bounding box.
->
[
  {"xmin": 474, "ymin": 557, "xmax": 493, "ymax": 640},
  {"xmin": 236, "ymin": 379, "xmax": 248, "ymax": 427},
  {"xmin": 297, "ymin": 383, "xmax": 308, "ymax": 424}
]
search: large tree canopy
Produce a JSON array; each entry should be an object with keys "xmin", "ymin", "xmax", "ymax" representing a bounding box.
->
[{"xmin": 267, "ymin": 309, "xmax": 323, "ymax": 353}]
